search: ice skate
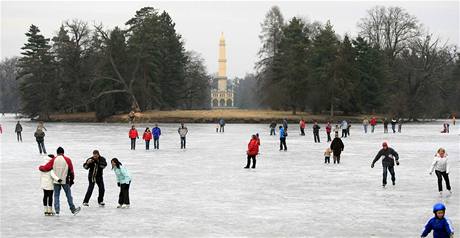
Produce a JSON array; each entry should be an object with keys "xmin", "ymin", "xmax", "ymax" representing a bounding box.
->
[
  {"xmin": 99, "ymin": 202, "xmax": 105, "ymax": 207},
  {"xmin": 122, "ymin": 204, "xmax": 130, "ymax": 209},
  {"xmin": 82, "ymin": 203, "xmax": 89, "ymax": 207},
  {"xmin": 71, "ymin": 206, "xmax": 81, "ymax": 215},
  {"xmin": 117, "ymin": 204, "xmax": 122, "ymax": 208}
]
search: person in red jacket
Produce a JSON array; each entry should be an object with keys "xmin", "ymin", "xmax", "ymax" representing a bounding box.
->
[
  {"xmin": 326, "ymin": 122, "xmax": 332, "ymax": 142},
  {"xmin": 142, "ymin": 127, "xmax": 152, "ymax": 150},
  {"xmin": 244, "ymin": 135, "xmax": 260, "ymax": 169},
  {"xmin": 129, "ymin": 125, "xmax": 139, "ymax": 150},
  {"xmin": 299, "ymin": 119, "xmax": 306, "ymax": 136},
  {"xmin": 370, "ymin": 117, "xmax": 377, "ymax": 133}
]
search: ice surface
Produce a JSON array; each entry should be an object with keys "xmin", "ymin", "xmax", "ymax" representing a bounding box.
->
[{"xmin": 0, "ymin": 114, "xmax": 459, "ymax": 237}]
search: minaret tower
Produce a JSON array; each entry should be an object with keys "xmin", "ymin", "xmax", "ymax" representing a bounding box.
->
[{"xmin": 217, "ymin": 32, "xmax": 227, "ymax": 91}]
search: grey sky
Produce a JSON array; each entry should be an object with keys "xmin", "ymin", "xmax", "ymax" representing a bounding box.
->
[{"xmin": 1, "ymin": 1, "xmax": 459, "ymax": 78}]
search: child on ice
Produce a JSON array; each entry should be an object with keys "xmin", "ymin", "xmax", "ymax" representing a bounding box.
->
[
  {"xmin": 324, "ymin": 147, "xmax": 332, "ymax": 164},
  {"xmin": 421, "ymin": 203, "xmax": 454, "ymax": 238},
  {"xmin": 429, "ymin": 148, "xmax": 452, "ymax": 197},
  {"xmin": 40, "ymin": 155, "xmax": 59, "ymax": 216},
  {"xmin": 111, "ymin": 158, "xmax": 132, "ymax": 208}
]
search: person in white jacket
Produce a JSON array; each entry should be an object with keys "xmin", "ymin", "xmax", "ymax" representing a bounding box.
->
[
  {"xmin": 429, "ymin": 148, "xmax": 452, "ymax": 196},
  {"xmin": 40, "ymin": 155, "xmax": 59, "ymax": 216}
]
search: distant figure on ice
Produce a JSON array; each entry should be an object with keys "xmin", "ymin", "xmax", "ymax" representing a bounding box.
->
[
  {"xmin": 39, "ymin": 147, "xmax": 81, "ymax": 215},
  {"xmin": 313, "ymin": 121, "xmax": 320, "ymax": 143},
  {"xmin": 340, "ymin": 120, "xmax": 348, "ymax": 138},
  {"xmin": 0, "ymin": 124, "xmax": 2, "ymax": 134},
  {"xmin": 142, "ymin": 127, "xmax": 152, "ymax": 150},
  {"xmin": 452, "ymin": 115, "xmax": 456, "ymax": 126},
  {"xmin": 371, "ymin": 142, "xmax": 399, "ymax": 188},
  {"xmin": 40, "ymin": 155, "xmax": 58, "ymax": 216},
  {"xmin": 15, "ymin": 121, "xmax": 23, "ymax": 142},
  {"xmin": 128, "ymin": 125, "xmax": 139, "ymax": 150},
  {"xmin": 391, "ymin": 117, "xmax": 397, "ymax": 133},
  {"xmin": 82, "ymin": 150, "xmax": 107, "ymax": 207},
  {"xmin": 397, "ymin": 118, "xmax": 403, "ymax": 133},
  {"xmin": 152, "ymin": 124, "xmax": 162, "ymax": 149},
  {"xmin": 282, "ymin": 118, "xmax": 288, "ymax": 131},
  {"xmin": 324, "ymin": 147, "xmax": 332, "ymax": 164},
  {"xmin": 333, "ymin": 124, "xmax": 340, "ymax": 135},
  {"xmin": 269, "ymin": 121, "xmax": 277, "ymax": 136},
  {"xmin": 363, "ymin": 117, "xmax": 369, "ymax": 133},
  {"xmin": 370, "ymin": 116, "xmax": 377, "ymax": 133},
  {"xmin": 441, "ymin": 123, "xmax": 450, "ymax": 133},
  {"xmin": 383, "ymin": 118, "xmax": 389, "ymax": 133},
  {"xmin": 330, "ymin": 133, "xmax": 344, "ymax": 164},
  {"xmin": 429, "ymin": 148, "xmax": 452, "ymax": 197},
  {"xmin": 216, "ymin": 124, "xmax": 219, "ymax": 133},
  {"xmin": 325, "ymin": 122, "xmax": 332, "ymax": 142},
  {"xmin": 299, "ymin": 118, "xmax": 306, "ymax": 136},
  {"xmin": 244, "ymin": 134, "xmax": 260, "ymax": 169},
  {"xmin": 421, "ymin": 203, "xmax": 454, "ymax": 238},
  {"xmin": 219, "ymin": 118, "xmax": 225, "ymax": 133},
  {"xmin": 128, "ymin": 110, "xmax": 135, "ymax": 124},
  {"xmin": 34, "ymin": 128, "xmax": 47, "ymax": 154},
  {"xmin": 111, "ymin": 158, "xmax": 131, "ymax": 209},
  {"xmin": 178, "ymin": 123, "xmax": 188, "ymax": 149},
  {"xmin": 279, "ymin": 126, "xmax": 287, "ymax": 151},
  {"xmin": 346, "ymin": 122, "xmax": 351, "ymax": 137}
]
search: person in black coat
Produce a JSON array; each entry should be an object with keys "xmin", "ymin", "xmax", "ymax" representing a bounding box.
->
[
  {"xmin": 313, "ymin": 121, "xmax": 321, "ymax": 143},
  {"xmin": 330, "ymin": 133, "xmax": 344, "ymax": 164},
  {"xmin": 371, "ymin": 142, "xmax": 399, "ymax": 188},
  {"xmin": 82, "ymin": 150, "xmax": 107, "ymax": 206}
]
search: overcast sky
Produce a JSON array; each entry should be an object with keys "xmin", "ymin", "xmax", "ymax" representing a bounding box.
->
[{"xmin": 1, "ymin": 1, "xmax": 459, "ymax": 78}]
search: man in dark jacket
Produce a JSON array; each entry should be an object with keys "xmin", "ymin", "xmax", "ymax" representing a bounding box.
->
[
  {"xmin": 34, "ymin": 129, "xmax": 46, "ymax": 154},
  {"xmin": 371, "ymin": 142, "xmax": 400, "ymax": 188},
  {"xmin": 313, "ymin": 121, "xmax": 321, "ymax": 143},
  {"xmin": 15, "ymin": 121, "xmax": 22, "ymax": 142},
  {"xmin": 82, "ymin": 150, "xmax": 107, "ymax": 206},
  {"xmin": 330, "ymin": 133, "xmax": 344, "ymax": 164}
]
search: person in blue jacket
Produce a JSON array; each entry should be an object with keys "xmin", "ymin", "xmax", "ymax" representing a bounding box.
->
[
  {"xmin": 111, "ymin": 158, "xmax": 131, "ymax": 209},
  {"xmin": 421, "ymin": 203, "xmax": 454, "ymax": 238},
  {"xmin": 279, "ymin": 126, "xmax": 287, "ymax": 151},
  {"xmin": 152, "ymin": 124, "xmax": 162, "ymax": 149}
]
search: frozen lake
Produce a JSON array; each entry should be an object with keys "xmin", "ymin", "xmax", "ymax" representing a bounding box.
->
[{"xmin": 1, "ymin": 114, "xmax": 459, "ymax": 237}]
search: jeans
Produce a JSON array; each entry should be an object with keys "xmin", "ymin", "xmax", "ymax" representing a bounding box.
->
[
  {"xmin": 435, "ymin": 170, "xmax": 451, "ymax": 192},
  {"xmin": 17, "ymin": 132, "xmax": 22, "ymax": 142},
  {"xmin": 37, "ymin": 141, "xmax": 47, "ymax": 154},
  {"xmin": 219, "ymin": 126, "xmax": 225, "ymax": 133},
  {"xmin": 363, "ymin": 125, "xmax": 368, "ymax": 133},
  {"xmin": 43, "ymin": 189, "xmax": 53, "ymax": 206},
  {"xmin": 180, "ymin": 137, "xmax": 186, "ymax": 149},
  {"xmin": 300, "ymin": 127, "xmax": 305, "ymax": 136},
  {"xmin": 270, "ymin": 128, "xmax": 276, "ymax": 136},
  {"xmin": 154, "ymin": 138, "xmax": 159, "ymax": 149},
  {"xmin": 245, "ymin": 155, "xmax": 256, "ymax": 168},
  {"xmin": 382, "ymin": 164, "xmax": 395, "ymax": 185},
  {"xmin": 54, "ymin": 184, "xmax": 76, "ymax": 213},
  {"xmin": 313, "ymin": 133, "xmax": 320, "ymax": 143},
  {"xmin": 145, "ymin": 140, "xmax": 150, "ymax": 150},
  {"xmin": 391, "ymin": 124, "xmax": 396, "ymax": 133},
  {"xmin": 333, "ymin": 153, "xmax": 341, "ymax": 164},
  {"xmin": 118, "ymin": 182, "xmax": 130, "ymax": 205},
  {"xmin": 341, "ymin": 129, "xmax": 347, "ymax": 138},
  {"xmin": 327, "ymin": 132, "xmax": 331, "ymax": 142},
  {"xmin": 83, "ymin": 177, "xmax": 105, "ymax": 204},
  {"xmin": 279, "ymin": 138, "xmax": 287, "ymax": 150},
  {"xmin": 130, "ymin": 138, "xmax": 136, "ymax": 150},
  {"xmin": 371, "ymin": 125, "xmax": 375, "ymax": 133},
  {"xmin": 384, "ymin": 126, "xmax": 388, "ymax": 133}
]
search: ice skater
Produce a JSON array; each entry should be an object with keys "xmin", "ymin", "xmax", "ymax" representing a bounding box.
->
[
  {"xmin": 142, "ymin": 127, "xmax": 152, "ymax": 150},
  {"xmin": 421, "ymin": 203, "xmax": 454, "ymax": 238},
  {"xmin": 330, "ymin": 133, "xmax": 344, "ymax": 164},
  {"xmin": 370, "ymin": 116, "xmax": 377, "ymax": 133},
  {"xmin": 313, "ymin": 121, "xmax": 320, "ymax": 143},
  {"xmin": 383, "ymin": 118, "xmax": 389, "ymax": 133},
  {"xmin": 269, "ymin": 121, "xmax": 276, "ymax": 136},
  {"xmin": 371, "ymin": 142, "xmax": 399, "ymax": 188},
  {"xmin": 111, "ymin": 158, "xmax": 131, "ymax": 209},
  {"xmin": 39, "ymin": 147, "xmax": 81, "ymax": 215},
  {"xmin": 340, "ymin": 120, "xmax": 348, "ymax": 138},
  {"xmin": 40, "ymin": 155, "xmax": 59, "ymax": 216},
  {"xmin": 299, "ymin": 118, "xmax": 306, "ymax": 136},
  {"xmin": 15, "ymin": 121, "xmax": 22, "ymax": 142},
  {"xmin": 363, "ymin": 117, "xmax": 369, "ymax": 133},
  {"xmin": 391, "ymin": 117, "xmax": 397, "ymax": 133},
  {"xmin": 279, "ymin": 126, "xmax": 287, "ymax": 151},
  {"xmin": 128, "ymin": 125, "xmax": 139, "ymax": 150},
  {"xmin": 282, "ymin": 118, "xmax": 288, "ymax": 131},
  {"xmin": 219, "ymin": 118, "xmax": 225, "ymax": 133},
  {"xmin": 324, "ymin": 147, "xmax": 332, "ymax": 164},
  {"xmin": 429, "ymin": 148, "xmax": 452, "ymax": 197},
  {"xmin": 178, "ymin": 123, "xmax": 188, "ymax": 149},
  {"xmin": 34, "ymin": 128, "xmax": 47, "ymax": 154},
  {"xmin": 82, "ymin": 150, "xmax": 107, "ymax": 207},
  {"xmin": 152, "ymin": 124, "xmax": 161, "ymax": 149},
  {"xmin": 244, "ymin": 134, "xmax": 259, "ymax": 169}
]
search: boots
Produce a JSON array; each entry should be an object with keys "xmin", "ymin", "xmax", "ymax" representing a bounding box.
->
[
  {"xmin": 251, "ymin": 159, "xmax": 256, "ymax": 169},
  {"xmin": 47, "ymin": 206, "xmax": 55, "ymax": 216},
  {"xmin": 44, "ymin": 206, "xmax": 48, "ymax": 216}
]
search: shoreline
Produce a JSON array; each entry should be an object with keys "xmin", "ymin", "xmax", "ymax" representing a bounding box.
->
[{"xmin": 44, "ymin": 109, "xmax": 391, "ymax": 124}]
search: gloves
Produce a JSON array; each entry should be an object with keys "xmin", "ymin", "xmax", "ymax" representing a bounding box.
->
[
  {"xmin": 57, "ymin": 179, "xmax": 62, "ymax": 183},
  {"xmin": 47, "ymin": 154, "xmax": 54, "ymax": 158},
  {"xmin": 396, "ymin": 161, "xmax": 400, "ymax": 166},
  {"xmin": 371, "ymin": 164, "xmax": 374, "ymax": 168},
  {"xmin": 117, "ymin": 182, "xmax": 120, "ymax": 187}
]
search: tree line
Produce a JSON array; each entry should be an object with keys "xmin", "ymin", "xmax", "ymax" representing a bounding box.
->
[
  {"xmin": 1, "ymin": 5, "xmax": 458, "ymax": 120},
  {"xmin": 254, "ymin": 6, "xmax": 459, "ymax": 119}
]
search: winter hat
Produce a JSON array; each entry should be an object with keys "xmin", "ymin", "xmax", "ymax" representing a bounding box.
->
[
  {"xmin": 382, "ymin": 142, "xmax": 388, "ymax": 148},
  {"xmin": 57, "ymin": 147, "xmax": 64, "ymax": 155},
  {"xmin": 433, "ymin": 203, "xmax": 446, "ymax": 213}
]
